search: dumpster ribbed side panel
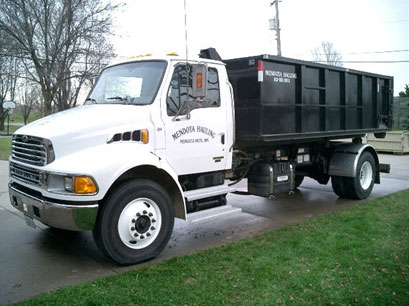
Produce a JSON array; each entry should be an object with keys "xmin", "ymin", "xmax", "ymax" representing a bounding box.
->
[{"xmin": 225, "ymin": 55, "xmax": 393, "ymax": 149}]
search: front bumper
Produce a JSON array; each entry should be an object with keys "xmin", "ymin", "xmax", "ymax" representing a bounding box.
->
[{"xmin": 9, "ymin": 183, "xmax": 99, "ymax": 231}]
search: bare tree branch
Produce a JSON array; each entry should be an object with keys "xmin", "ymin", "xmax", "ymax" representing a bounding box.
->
[
  {"xmin": 312, "ymin": 41, "xmax": 343, "ymax": 67},
  {"xmin": 0, "ymin": 0, "xmax": 119, "ymax": 115},
  {"xmin": 20, "ymin": 80, "xmax": 41, "ymax": 124},
  {"xmin": 0, "ymin": 30, "xmax": 21, "ymax": 130}
]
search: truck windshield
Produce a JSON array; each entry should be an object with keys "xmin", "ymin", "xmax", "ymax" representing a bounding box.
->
[{"xmin": 86, "ymin": 61, "xmax": 167, "ymax": 105}]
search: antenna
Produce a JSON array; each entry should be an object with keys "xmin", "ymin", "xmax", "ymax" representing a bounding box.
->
[
  {"xmin": 184, "ymin": 0, "xmax": 189, "ymax": 61},
  {"xmin": 183, "ymin": 0, "xmax": 191, "ymax": 119},
  {"xmin": 170, "ymin": 0, "xmax": 192, "ymax": 122}
]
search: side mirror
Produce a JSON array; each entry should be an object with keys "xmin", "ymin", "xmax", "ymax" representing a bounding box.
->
[{"xmin": 192, "ymin": 64, "xmax": 207, "ymax": 99}]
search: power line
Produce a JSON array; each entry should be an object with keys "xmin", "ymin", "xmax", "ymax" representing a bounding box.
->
[
  {"xmin": 2, "ymin": 52, "xmax": 408, "ymax": 65},
  {"xmin": 316, "ymin": 60, "xmax": 409, "ymax": 63},
  {"xmin": 345, "ymin": 49, "xmax": 409, "ymax": 55},
  {"xmin": 377, "ymin": 19, "xmax": 409, "ymax": 24},
  {"xmin": 305, "ymin": 49, "xmax": 409, "ymax": 56}
]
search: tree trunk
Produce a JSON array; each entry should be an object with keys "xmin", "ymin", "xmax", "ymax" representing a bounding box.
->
[
  {"xmin": 42, "ymin": 90, "xmax": 53, "ymax": 116},
  {"xmin": 0, "ymin": 116, "xmax": 6, "ymax": 131},
  {"xmin": 0, "ymin": 108, "xmax": 7, "ymax": 131}
]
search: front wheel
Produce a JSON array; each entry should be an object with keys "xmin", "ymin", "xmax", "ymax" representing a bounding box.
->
[{"xmin": 93, "ymin": 179, "xmax": 174, "ymax": 265}]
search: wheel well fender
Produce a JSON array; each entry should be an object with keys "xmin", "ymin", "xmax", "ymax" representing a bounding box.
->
[
  {"xmin": 104, "ymin": 165, "xmax": 186, "ymax": 220},
  {"xmin": 328, "ymin": 144, "xmax": 380, "ymax": 184}
]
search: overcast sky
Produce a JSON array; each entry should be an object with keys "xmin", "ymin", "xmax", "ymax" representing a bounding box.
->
[{"xmin": 110, "ymin": 0, "xmax": 408, "ymax": 95}]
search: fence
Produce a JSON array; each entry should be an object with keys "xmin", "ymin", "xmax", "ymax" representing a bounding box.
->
[{"xmin": 393, "ymin": 97, "xmax": 409, "ymax": 130}]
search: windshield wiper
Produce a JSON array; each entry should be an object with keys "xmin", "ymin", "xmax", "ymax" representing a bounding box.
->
[
  {"xmin": 107, "ymin": 96, "xmax": 125, "ymax": 101},
  {"xmin": 84, "ymin": 98, "xmax": 97, "ymax": 104},
  {"xmin": 106, "ymin": 96, "xmax": 131, "ymax": 105}
]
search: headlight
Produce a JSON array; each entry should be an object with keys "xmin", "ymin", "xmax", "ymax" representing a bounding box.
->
[
  {"xmin": 64, "ymin": 177, "xmax": 74, "ymax": 192},
  {"xmin": 48, "ymin": 174, "xmax": 98, "ymax": 195}
]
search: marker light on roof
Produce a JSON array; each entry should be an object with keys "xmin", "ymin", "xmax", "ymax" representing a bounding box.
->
[{"xmin": 129, "ymin": 53, "xmax": 153, "ymax": 59}]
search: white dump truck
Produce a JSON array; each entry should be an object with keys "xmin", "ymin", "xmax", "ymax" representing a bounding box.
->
[{"xmin": 9, "ymin": 49, "xmax": 393, "ymax": 264}]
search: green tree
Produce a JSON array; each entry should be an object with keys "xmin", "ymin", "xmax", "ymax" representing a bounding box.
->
[
  {"xmin": 398, "ymin": 84, "xmax": 409, "ymax": 97},
  {"xmin": 397, "ymin": 84, "xmax": 409, "ymax": 130}
]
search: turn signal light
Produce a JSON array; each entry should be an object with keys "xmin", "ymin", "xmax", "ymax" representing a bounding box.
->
[
  {"xmin": 74, "ymin": 177, "xmax": 97, "ymax": 194},
  {"xmin": 141, "ymin": 129, "xmax": 149, "ymax": 144},
  {"xmin": 196, "ymin": 73, "xmax": 203, "ymax": 89}
]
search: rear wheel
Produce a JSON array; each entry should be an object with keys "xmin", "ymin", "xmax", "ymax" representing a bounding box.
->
[
  {"xmin": 331, "ymin": 152, "xmax": 376, "ymax": 200},
  {"xmin": 331, "ymin": 176, "xmax": 346, "ymax": 197},
  {"xmin": 93, "ymin": 179, "xmax": 174, "ymax": 265},
  {"xmin": 344, "ymin": 152, "xmax": 376, "ymax": 199}
]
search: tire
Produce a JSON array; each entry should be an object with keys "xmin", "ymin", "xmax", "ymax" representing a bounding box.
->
[
  {"xmin": 93, "ymin": 179, "xmax": 174, "ymax": 265},
  {"xmin": 344, "ymin": 152, "xmax": 376, "ymax": 200},
  {"xmin": 331, "ymin": 176, "xmax": 346, "ymax": 197},
  {"xmin": 331, "ymin": 152, "xmax": 375, "ymax": 200},
  {"xmin": 294, "ymin": 175, "xmax": 304, "ymax": 189}
]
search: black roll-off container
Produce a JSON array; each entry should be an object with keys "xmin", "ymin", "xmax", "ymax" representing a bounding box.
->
[{"xmin": 224, "ymin": 55, "xmax": 393, "ymax": 149}]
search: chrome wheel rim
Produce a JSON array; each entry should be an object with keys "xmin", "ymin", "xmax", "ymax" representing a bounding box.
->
[
  {"xmin": 118, "ymin": 198, "xmax": 162, "ymax": 249},
  {"xmin": 359, "ymin": 161, "xmax": 373, "ymax": 190}
]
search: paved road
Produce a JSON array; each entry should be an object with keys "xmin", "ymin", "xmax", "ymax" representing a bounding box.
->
[{"xmin": 1, "ymin": 154, "xmax": 409, "ymax": 305}]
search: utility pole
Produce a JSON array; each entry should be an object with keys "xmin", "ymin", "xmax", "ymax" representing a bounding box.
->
[{"xmin": 270, "ymin": 1, "xmax": 282, "ymax": 56}]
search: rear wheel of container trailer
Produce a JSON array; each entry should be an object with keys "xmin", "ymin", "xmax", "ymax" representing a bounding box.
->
[
  {"xmin": 331, "ymin": 152, "xmax": 376, "ymax": 200},
  {"xmin": 331, "ymin": 176, "xmax": 346, "ymax": 197},
  {"xmin": 93, "ymin": 179, "xmax": 174, "ymax": 265}
]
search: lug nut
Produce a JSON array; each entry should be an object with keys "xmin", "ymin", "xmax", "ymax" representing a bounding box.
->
[
  {"xmin": 134, "ymin": 233, "xmax": 139, "ymax": 237},
  {"xmin": 131, "ymin": 227, "xmax": 135, "ymax": 231},
  {"xmin": 148, "ymin": 212, "xmax": 153, "ymax": 217},
  {"xmin": 136, "ymin": 213, "xmax": 141, "ymax": 217},
  {"xmin": 132, "ymin": 219, "xmax": 136, "ymax": 223},
  {"xmin": 146, "ymin": 233, "xmax": 151, "ymax": 237},
  {"xmin": 140, "ymin": 235, "xmax": 145, "ymax": 239},
  {"xmin": 143, "ymin": 210, "xmax": 147, "ymax": 215},
  {"xmin": 151, "ymin": 226, "xmax": 155, "ymax": 230},
  {"xmin": 152, "ymin": 219, "xmax": 156, "ymax": 223}
]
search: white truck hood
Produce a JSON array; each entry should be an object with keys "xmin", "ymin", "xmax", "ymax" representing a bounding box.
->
[{"xmin": 15, "ymin": 104, "xmax": 155, "ymax": 159}]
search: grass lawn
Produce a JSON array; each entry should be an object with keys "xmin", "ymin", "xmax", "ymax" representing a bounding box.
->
[
  {"xmin": 0, "ymin": 124, "xmax": 21, "ymax": 136},
  {"xmin": 0, "ymin": 108, "xmax": 42, "ymax": 137},
  {"xmin": 8, "ymin": 109, "xmax": 42, "ymax": 125},
  {"xmin": 18, "ymin": 190, "xmax": 409, "ymax": 306},
  {"xmin": 0, "ymin": 137, "xmax": 11, "ymax": 160}
]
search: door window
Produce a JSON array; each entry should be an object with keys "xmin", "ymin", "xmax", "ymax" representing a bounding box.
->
[{"xmin": 166, "ymin": 65, "xmax": 220, "ymax": 116}]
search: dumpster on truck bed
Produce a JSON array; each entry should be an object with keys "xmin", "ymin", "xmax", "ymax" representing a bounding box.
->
[{"xmin": 225, "ymin": 55, "xmax": 393, "ymax": 148}]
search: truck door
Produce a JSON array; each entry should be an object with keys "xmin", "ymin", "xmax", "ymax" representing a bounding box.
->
[{"xmin": 163, "ymin": 63, "xmax": 228, "ymax": 175}]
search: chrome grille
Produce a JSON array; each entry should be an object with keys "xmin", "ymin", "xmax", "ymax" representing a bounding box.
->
[
  {"xmin": 10, "ymin": 162, "xmax": 43, "ymax": 186},
  {"xmin": 11, "ymin": 135, "xmax": 52, "ymax": 166}
]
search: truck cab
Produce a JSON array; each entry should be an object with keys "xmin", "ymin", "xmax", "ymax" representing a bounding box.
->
[{"xmin": 9, "ymin": 55, "xmax": 236, "ymax": 264}]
